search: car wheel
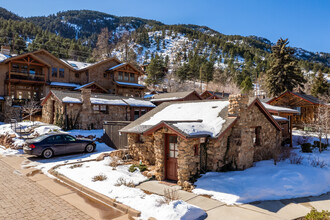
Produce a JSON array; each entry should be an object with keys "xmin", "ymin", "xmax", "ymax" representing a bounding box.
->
[
  {"xmin": 85, "ymin": 144, "xmax": 95, "ymax": 153},
  {"xmin": 42, "ymin": 149, "xmax": 53, "ymax": 159}
]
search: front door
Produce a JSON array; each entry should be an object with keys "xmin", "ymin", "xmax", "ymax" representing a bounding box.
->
[{"xmin": 165, "ymin": 134, "xmax": 178, "ymax": 181}]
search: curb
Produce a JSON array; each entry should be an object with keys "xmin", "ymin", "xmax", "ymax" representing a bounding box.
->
[{"xmin": 48, "ymin": 160, "xmax": 141, "ymax": 218}]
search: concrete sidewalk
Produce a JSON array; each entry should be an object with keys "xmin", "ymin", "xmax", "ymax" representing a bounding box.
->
[{"xmin": 137, "ymin": 180, "xmax": 330, "ymax": 220}]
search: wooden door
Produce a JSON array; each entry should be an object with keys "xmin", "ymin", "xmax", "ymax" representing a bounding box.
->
[{"xmin": 165, "ymin": 134, "xmax": 178, "ymax": 181}]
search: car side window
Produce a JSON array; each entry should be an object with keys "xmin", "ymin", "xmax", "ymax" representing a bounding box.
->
[
  {"xmin": 46, "ymin": 135, "xmax": 64, "ymax": 143},
  {"xmin": 64, "ymin": 135, "xmax": 76, "ymax": 142}
]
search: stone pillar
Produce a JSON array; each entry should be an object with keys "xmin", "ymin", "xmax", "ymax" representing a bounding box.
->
[
  {"xmin": 228, "ymin": 94, "xmax": 249, "ymax": 117},
  {"xmin": 80, "ymin": 88, "xmax": 92, "ymax": 129},
  {"xmin": 154, "ymin": 129, "xmax": 165, "ymax": 181}
]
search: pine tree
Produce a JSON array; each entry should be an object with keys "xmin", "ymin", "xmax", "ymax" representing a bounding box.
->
[
  {"xmin": 311, "ymin": 71, "xmax": 330, "ymax": 97},
  {"xmin": 240, "ymin": 75, "xmax": 253, "ymax": 94},
  {"xmin": 145, "ymin": 54, "xmax": 166, "ymax": 87},
  {"xmin": 266, "ymin": 38, "xmax": 306, "ymax": 96}
]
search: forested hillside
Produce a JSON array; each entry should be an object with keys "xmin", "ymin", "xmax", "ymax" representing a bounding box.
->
[{"xmin": 0, "ymin": 7, "xmax": 329, "ymax": 95}]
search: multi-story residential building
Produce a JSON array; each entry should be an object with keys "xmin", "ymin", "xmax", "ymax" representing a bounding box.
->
[{"xmin": 0, "ymin": 46, "xmax": 146, "ymax": 121}]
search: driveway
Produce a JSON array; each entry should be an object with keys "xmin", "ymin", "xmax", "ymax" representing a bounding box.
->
[{"xmin": 0, "ymin": 155, "xmax": 126, "ymax": 220}]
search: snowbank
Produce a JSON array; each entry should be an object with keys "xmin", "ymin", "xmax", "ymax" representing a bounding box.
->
[{"xmin": 57, "ymin": 157, "xmax": 206, "ymax": 220}]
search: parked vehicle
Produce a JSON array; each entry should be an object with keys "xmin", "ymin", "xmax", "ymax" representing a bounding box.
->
[{"xmin": 23, "ymin": 133, "xmax": 96, "ymax": 159}]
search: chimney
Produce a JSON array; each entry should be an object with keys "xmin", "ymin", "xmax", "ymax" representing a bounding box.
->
[
  {"xmin": 81, "ymin": 88, "xmax": 91, "ymax": 112},
  {"xmin": 1, "ymin": 45, "xmax": 10, "ymax": 55},
  {"xmin": 228, "ymin": 94, "xmax": 249, "ymax": 117}
]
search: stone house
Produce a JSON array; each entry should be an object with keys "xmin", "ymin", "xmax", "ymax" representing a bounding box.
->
[
  {"xmin": 150, "ymin": 90, "xmax": 202, "ymax": 106},
  {"xmin": 41, "ymin": 89, "xmax": 155, "ymax": 129},
  {"xmin": 120, "ymin": 94, "xmax": 282, "ymax": 187}
]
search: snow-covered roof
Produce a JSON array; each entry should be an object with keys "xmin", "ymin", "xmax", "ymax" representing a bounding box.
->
[
  {"xmin": 115, "ymin": 81, "xmax": 145, "ymax": 87},
  {"xmin": 272, "ymin": 115, "xmax": 289, "ymax": 121},
  {"xmin": 123, "ymin": 98, "xmax": 156, "ymax": 108},
  {"xmin": 108, "ymin": 63, "xmax": 126, "ymax": 71},
  {"xmin": 50, "ymin": 82, "xmax": 81, "ymax": 88},
  {"xmin": 121, "ymin": 100, "xmax": 233, "ymax": 138},
  {"xmin": 0, "ymin": 53, "xmax": 10, "ymax": 63},
  {"xmin": 61, "ymin": 59, "xmax": 93, "ymax": 70},
  {"xmin": 47, "ymin": 90, "xmax": 154, "ymax": 108},
  {"xmin": 151, "ymin": 91, "xmax": 200, "ymax": 102},
  {"xmin": 262, "ymin": 102, "xmax": 299, "ymax": 114},
  {"xmin": 144, "ymin": 94, "xmax": 155, "ymax": 99}
]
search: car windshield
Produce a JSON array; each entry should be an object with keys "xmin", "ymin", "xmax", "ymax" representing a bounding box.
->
[{"xmin": 31, "ymin": 135, "xmax": 48, "ymax": 142}]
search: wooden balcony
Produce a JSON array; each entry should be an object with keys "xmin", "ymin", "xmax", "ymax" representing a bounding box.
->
[{"xmin": 6, "ymin": 72, "xmax": 46, "ymax": 83}]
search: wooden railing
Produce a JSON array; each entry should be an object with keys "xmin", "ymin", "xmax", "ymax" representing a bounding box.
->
[{"xmin": 7, "ymin": 72, "xmax": 45, "ymax": 82}]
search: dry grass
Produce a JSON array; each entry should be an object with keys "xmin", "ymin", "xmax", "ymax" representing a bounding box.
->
[
  {"xmin": 309, "ymin": 157, "xmax": 327, "ymax": 168},
  {"xmin": 289, "ymin": 154, "xmax": 304, "ymax": 165},
  {"xmin": 114, "ymin": 177, "xmax": 135, "ymax": 187},
  {"xmin": 69, "ymin": 164, "xmax": 83, "ymax": 169},
  {"xmin": 157, "ymin": 188, "xmax": 179, "ymax": 205},
  {"xmin": 92, "ymin": 174, "xmax": 107, "ymax": 182},
  {"xmin": 109, "ymin": 157, "xmax": 120, "ymax": 170}
]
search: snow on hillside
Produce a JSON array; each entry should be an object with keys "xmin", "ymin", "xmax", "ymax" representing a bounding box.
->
[{"xmin": 110, "ymin": 29, "xmax": 241, "ymax": 71}]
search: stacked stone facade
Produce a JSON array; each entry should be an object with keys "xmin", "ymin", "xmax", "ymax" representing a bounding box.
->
[{"xmin": 127, "ymin": 94, "xmax": 282, "ymax": 187}]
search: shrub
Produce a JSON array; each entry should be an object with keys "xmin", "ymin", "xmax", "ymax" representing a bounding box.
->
[
  {"xmin": 310, "ymin": 157, "xmax": 327, "ymax": 168},
  {"xmin": 301, "ymin": 143, "xmax": 313, "ymax": 153},
  {"xmin": 92, "ymin": 174, "xmax": 107, "ymax": 182},
  {"xmin": 157, "ymin": 188, "xmax": 179, "ymax": 205},
  {"xmin": 305, "ymin": 208, "xmax": 330, "ymax": 220},
  {"xmin": 313, "ymin": 141, "xmax": 328, "ymax": 151},
  {"xmin": 69, "ymin": 164, "xmax": 83, "ymax": 169},
  {"xmin": 109, "ymin": 157, "xmax": 119, "ymax": 169},
  {"xmin": 128, "ymin": 164, "xmax": 147, "ymax": 173},
  {"xmin": 289, "ymin": 154, "xmax": 304, "ymax": 165},
  {"xmin": 114, "ymin": 177, "xmax": 135, "ymax": 187}
]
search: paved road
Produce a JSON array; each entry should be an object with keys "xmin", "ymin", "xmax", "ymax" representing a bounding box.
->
[{"xmin": 0, "ymin": 159, "xmax": 92, "ymax": 220}]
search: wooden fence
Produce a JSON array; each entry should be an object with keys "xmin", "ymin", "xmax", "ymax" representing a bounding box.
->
[{"xmin": 102, "ymin": 121, "xmax": 131, "ymax": 149}]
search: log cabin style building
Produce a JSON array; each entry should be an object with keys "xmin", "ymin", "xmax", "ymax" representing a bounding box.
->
[
  {"xmin": 267, "ymin": 91, "xmax": 324, "ymax": 127},
  {"xmin": 200, "ymin": 90, "xmax": 230, "ymax": 100},
  {"xmin": 120, "ymin": 94, "xmax": 282, "ymax": 187},
  {"xmin": 0, "ymin": 47, "xmax": 145, "ymax": 121}
]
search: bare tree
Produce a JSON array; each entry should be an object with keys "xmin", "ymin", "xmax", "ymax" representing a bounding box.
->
[{"xmin": 22, "ymin": 100, "xmax": 40, "ymax": 122}]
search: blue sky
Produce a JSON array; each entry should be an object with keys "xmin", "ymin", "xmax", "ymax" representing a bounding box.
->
[{"xmin": 1, "ymin": 0, "xmax": 329, "ymax": 52}]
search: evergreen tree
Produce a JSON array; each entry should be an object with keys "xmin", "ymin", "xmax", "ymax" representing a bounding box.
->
[
  {"xmin": 311, "ymin": 72, "xmax": 330, "ymax": 97},
  {"xmin": 145, "ymin": 54, "xmax": 166, "ymax": 86},
  {"xmin": 266, "ymin": 38, "xmax": 306, "ymax": 96},
  {"xmin": 200, "ymin": 61, "xmax": 214, "ymax": 84},
  {"xmin": 240, "ymin": 75, "xmax": 253, "ymax": 94},
  {"xmin": 176, "ymin": 63, "xmax": 189, "ymax": 82}
]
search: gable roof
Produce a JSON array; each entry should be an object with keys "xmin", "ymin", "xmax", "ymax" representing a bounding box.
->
[
  {"xmin": 120, "ymin": 97, "xmax": 282, "ymax": 139},
  {"xmin": 41, "ymin": 90, "xmax": 155, "ymax": 108},
  {"xmin": 3, "ymin": 52, "xmax": 51, "ymax": 67},
  {"xmin": 201, "ymin": 90, "xmax": 230, "ymax": 99},
  {"xmin": 262, "ymin": 102, "xmax": 299, "ymax": 114},
  {"xmin": 107, "ymin": 62, "xmax": 144, "ymax": 75},
  {"xmin": 150, "ymin": 90, "xmax": 202, "ymax": 102},
  {"xmin": 267, "ymin": 91, "xmax": 323, "ymax": 105},
  {"xmin": 74, "ymin": 81, "xmax": 108, "ymax": 93}
]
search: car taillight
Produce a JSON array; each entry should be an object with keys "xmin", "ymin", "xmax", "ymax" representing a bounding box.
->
[{"xmin": 29, "ymin": 144, "xmax": 36, "ymax": 149}]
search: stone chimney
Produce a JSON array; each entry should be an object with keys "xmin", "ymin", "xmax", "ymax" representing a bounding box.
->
[
  {"xmin": 228, "ymin": 94, "xmax": 249, "ymax": 117},
  {"xmin": 1, "ymin": 45, "xmax": 10, "ymax": 55},
  {"xmin": 81, "ymin": 88, "xmax": 92, "ymax": 112}
]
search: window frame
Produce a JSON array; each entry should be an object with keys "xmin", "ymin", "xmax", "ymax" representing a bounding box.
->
[
  {"xmin": 129, "ymin": 73, "xmax": 135, "ymax": 82},
  {"xmin": 52, "ymin": 67, "xmax": 58, "ymax": 77},
  {"xmin": 59, "ymin": 68, "xmax": 65, "ymax": 78}
]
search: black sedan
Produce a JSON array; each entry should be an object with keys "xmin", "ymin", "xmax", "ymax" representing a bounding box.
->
[{"xmin": 23, "ymin": 133, "xmax": 96, "ymax": 159}]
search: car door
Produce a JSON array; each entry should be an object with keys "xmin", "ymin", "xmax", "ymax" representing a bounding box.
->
[
  {"xmin": 47, "ymin": 135, "xmax": 66, "ymax": 155},
  {"xmin": 63, "ymin": 135, "xmax": 82, "ymax": 153}
]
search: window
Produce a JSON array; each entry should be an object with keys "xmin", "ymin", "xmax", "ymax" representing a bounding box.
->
[
  {"xmin": 118, "ymin": 72, "xmax": 123, "ymax": 80},
  {"xmin": 130, "ymin": 73, "xmax": 135, "ymax": 82},
  {"xmin": 64, "ymin": 135, "xmax": 76, "ymax": 142},
  {"xmin": 22, "ymin": 65, "xmax": 28, "ymax": 73},
  {"xmin": 254, "ymin": 126, "xmax": 261, "ymax": 146},
  {"xmin": 140, "ymin": 109, "xmax": 146, "ymax": 116},
  {"xmin": 134, "ymin": 110, "xmax": 140, "ymax": 120},
  {"xmin": 293, "ymin": 107, "xmax": 301, "ymax": 115},
  {"xmin": 52, "ymin": 68, "xmax": 58, "ymax": 77},
  {"xmin": 104, "ymin": 73, "xmax": 107, "ymax": 78},
  {"xmin": 194, "ymin": 144, "xmax": 199, "ymax": 156},
  {"xmin": 59, "ymin": 68, "xmax": 64, "ymax": 78},
  {"xmin": 75, "ymin": 73, "xmax": 80, "ymax": 78},
  {"xmin": 124, "ymin": 73, "xmax": 129, "ymax": 81},
  {"xmin": 0, "ymin": 103, "xmax": 2, "ymax": 113},
  {"xmin": 12, "ymin": 64, "xmax": 19, "ymax": 72},
  {"xmin": 100, "ymin": 105, "xmax": 107, "ymax": 112},
  {"xmin": 93, "ymin": 105, "xmax": 99, "ymax": 111},
  {"xmin": 46, "ymin": 135, "xmax": 64, "ymax": 143},
  {"xmin": 169, "ymin": 136, "xmax": 178, "ymax": 158}
]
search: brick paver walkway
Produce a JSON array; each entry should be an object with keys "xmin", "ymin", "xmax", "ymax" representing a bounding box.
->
[{"xmin": 0, "ymin": 160, "xmax": 92, "ymax": 220}]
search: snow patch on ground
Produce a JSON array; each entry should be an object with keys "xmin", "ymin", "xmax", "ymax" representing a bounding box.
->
[{"xmin": 56, "ymin": 157, "xmax": 206, "ymax": 220}]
